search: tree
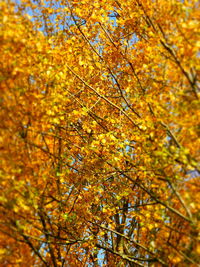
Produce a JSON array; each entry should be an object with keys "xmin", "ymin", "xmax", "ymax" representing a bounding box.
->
[{"xmin": 0, "ymin": 0, "xmax": 200, "ymax": 266}]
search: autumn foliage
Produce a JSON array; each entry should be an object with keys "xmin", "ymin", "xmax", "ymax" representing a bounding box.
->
[{"xmin": 0, "ymin": 0, "xmax": 200, "ymax": 266}]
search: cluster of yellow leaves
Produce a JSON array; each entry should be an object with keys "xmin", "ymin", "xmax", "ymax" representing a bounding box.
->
[{"xmin": 0, "ymin": 0, "xmax": 200, "ymax": 266}]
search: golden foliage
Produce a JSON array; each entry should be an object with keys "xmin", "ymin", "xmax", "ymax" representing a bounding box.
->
[{"xmin": 0, "ymin": 0, "xmax": 200, "ymax": 266}]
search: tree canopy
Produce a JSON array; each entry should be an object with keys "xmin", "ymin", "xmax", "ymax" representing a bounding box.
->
[{"xmin": 0, "ymin": 0, "xmax": 200, "ymax": 266}]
